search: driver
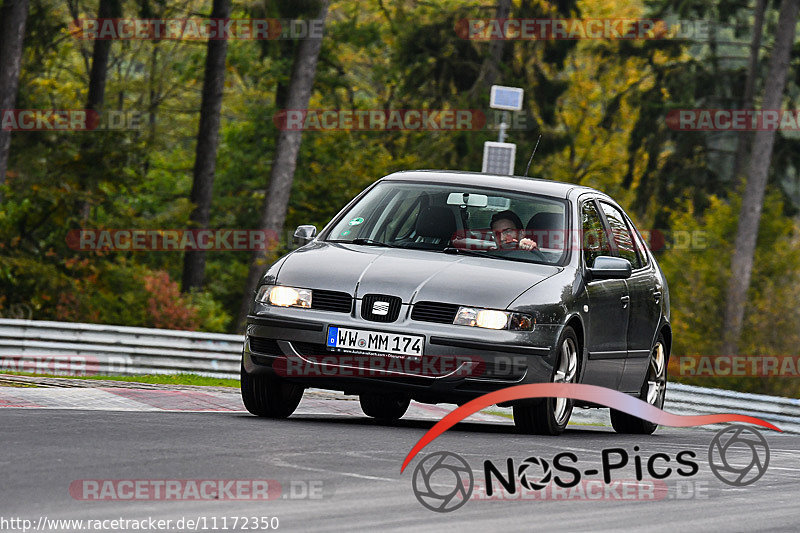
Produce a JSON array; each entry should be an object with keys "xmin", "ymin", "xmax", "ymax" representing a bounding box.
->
[{"xmin": 490, "ymin": 210, "xmax": 538, "ymax": 251}]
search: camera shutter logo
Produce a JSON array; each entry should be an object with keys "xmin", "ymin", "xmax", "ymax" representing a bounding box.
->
[
  {"xmin": 411, "ymin": 451, "xmax": 473, "ymax": 512},
  {"xmin": 518, "ymin": 456, "xmax": 552, "ymax": 491},
  {"xmin": 708, "ymin": 425, "xmax": 770, "ymax": 486},
  {"xmin": 372, "ymin": 301, "xmax": 390, "ymax": 316}
]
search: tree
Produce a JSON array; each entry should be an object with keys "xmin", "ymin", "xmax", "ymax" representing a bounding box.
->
[
  {"xmin": 471, "ymin": 0, "xmax": 511, "ymax": 92},
  {"xmin": 78, "ymin": 0, "xmax": 122, "ymax": 221},
  {"xmin": 181, "ymin": 0, "xmax": 232, "ymax": 292},
  {"xmin": 722, "ymin": 0, "xmax": 800, "ymax": 355},
  {"xmin": 237, "ymin": 0, "xmax": 329, "ymax": 329},
  {"xmin": 0, "ymin": 0, "xmax": 30, "ymax": 197},
  {"xmin": 731, "ymin": 0, "xmax": 768, "ymax": 183}
]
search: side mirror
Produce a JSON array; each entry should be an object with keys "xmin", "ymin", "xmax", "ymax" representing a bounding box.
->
[
  {"xmin": 293, "ymin": 225, "xmax": 317, "ymax": 245},
  {"xmin": 587, "ymin": 256, "xmax": 632, "ymax": 280}
]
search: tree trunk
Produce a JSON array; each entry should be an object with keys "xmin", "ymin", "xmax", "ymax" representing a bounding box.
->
[
  {"xmin": 78, "ymin": 0, "xmax": 121, "ymax": 221},
  {"xmin": 731, "ymin": 0, "xmax": 767, "ymax": 182},
  {"xmin": 722, "ymin": 0, "xmax": 800, "ymax": 355},
  {"xmin": 471, "ymin": 0, "xmax": 511, "ymax": 93},
  {"xmin": 181, "ymin": 0, "xmax": 232, "ymax": 292},
  {"xmin": 85, "ymin": 0, "xmax": 119, "ymax": 113},
  {"xmin": 0, "ymin": 0, "xmax": 30, "ymax": 198},
  {"xmin": 236, "ymin": 0, "xmax": 329, "ymax": 330}
]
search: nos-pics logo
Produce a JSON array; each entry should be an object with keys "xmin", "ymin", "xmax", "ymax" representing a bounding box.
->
[{"xmin": 411, "ymin": 424, "xmax": 770, "ymax": 513}]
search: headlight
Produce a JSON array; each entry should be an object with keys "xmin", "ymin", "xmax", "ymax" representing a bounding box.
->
[
  {"xmin": 255, "ymin": 285, "xmax": 312, "ymax": 308},
  {"xmin": 453, "ymin": 307, "xmax": 533, "ymax": 331}
]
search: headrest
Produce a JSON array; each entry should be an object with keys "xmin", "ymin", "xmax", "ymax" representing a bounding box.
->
[
  {"xmin": 416, "ymin": 206, "xmax": 457, "ymax": 239},
  {"xmin": 526, "ymin": 212, "xmax": 564, "ymax": 232}
]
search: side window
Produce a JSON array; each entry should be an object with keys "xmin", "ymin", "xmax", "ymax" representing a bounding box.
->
[
  {"xmin": 600, "ymin": 202, "xmax": 641, "ymax": 269},
  {"xmin": 628, "ymin": 219, "xmax": 650, "ymax": 268},
  {"xmin": 581, "ymin": 201, "xmax": 612, "ymax": 268}
]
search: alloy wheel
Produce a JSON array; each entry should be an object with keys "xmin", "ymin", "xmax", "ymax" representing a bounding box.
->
[
  {"xmin": 645, "ymin": 342, "xmax": 667, "ymax": 407},
  {"xmin": 552, "ymin": 336, "xmax": 578, "ymax": 425}
]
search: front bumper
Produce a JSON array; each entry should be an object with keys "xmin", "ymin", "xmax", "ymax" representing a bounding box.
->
[{"xmin": 242, "ymin": 303, "xmax": 562, "ymax": 404}]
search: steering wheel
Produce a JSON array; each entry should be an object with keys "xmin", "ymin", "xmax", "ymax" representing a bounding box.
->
[{"xmin": 493, "ymin": 246, "xmax": 548, "ymax": 262}]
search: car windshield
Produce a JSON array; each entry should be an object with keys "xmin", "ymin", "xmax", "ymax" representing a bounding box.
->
[{"xmin": 324, "ymin": 181, "xmax": 569, "ymax": 265}]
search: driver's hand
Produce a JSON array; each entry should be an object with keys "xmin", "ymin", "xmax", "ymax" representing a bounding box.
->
[{"xmin": 519, "ymin": 238, "xmax": 538, "ymax": 251}]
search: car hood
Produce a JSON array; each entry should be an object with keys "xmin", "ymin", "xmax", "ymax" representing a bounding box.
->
[{"xmin": 275, "ymin": 242, "xmax": 560, "ymax": 309}]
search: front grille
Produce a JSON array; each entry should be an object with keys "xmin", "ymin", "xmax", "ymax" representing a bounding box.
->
[
  {"xmin": 361, "ymin": 294, "xmax": 402, "ymax": 323},
  {"xmin": 312, "ymin": 289, "xmax": 353, "ymax": 313},
  {"xmin": 249, "ymin": 336, "xmax": 282, "ymax": 355},
  {"xmin": 411, "ymin": 301, "xmax": 460, "ymax": 324}
]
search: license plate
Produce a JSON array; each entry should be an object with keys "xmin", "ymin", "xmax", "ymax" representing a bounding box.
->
[{"xmin": 326, "ymin": 326, "xmax": 424, "ymax": 358}]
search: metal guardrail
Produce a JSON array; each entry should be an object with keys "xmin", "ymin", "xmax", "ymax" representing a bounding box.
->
[
  {"xmin": 1, "ymin": 319, "xmax": 798, "ymax": 432},
  {"xmin": 0, "ymin": 319, "xmax": 242, "ymax": 379},
  {"xmin": 665, "ymin": 382, "xmax": 800, "ymax": 434}
]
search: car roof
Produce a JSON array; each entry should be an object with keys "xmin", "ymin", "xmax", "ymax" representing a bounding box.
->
[{"xmin": 380, "ymin": 170, "xmax": 605, "ymax": 200}]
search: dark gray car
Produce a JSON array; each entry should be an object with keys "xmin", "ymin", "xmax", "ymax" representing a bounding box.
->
[{"xmin": 241, "ymin": 170, "xmax": 671, "ymax": 435}]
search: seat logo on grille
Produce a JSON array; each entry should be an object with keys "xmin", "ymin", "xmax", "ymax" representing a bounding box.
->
[{"xmin": 372, "ymin": 301, "xmax": 390, "ymax": 316}]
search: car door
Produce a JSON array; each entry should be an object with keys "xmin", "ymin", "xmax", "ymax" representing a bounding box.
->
[
  {"xmin": 598, "ymin": 201, "xmax": 661, "ymax": 393},
  {"xmin": 580, "ymin": 198, "xmax": 628, "ymax": 390}
]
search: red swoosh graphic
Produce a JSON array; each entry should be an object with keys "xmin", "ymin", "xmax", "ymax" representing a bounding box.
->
[{"xmin": 401, "ymin": 383, "xmax": 781, "ymax": 473}]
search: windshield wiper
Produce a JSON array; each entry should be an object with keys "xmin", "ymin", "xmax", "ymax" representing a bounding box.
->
[
  {"xmin": 328, "ymin": 238, "xmax": 396, "ymax": 248},
  {"xmin": 443, "ymin": 247, "xmax": 498, "ymax": 258}
]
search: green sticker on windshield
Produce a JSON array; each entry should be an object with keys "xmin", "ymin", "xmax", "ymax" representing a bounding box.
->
[
  {"xmin": 340, "ymin": 230, "xmax": 351, "ymax": 237},
  {"xmin": 348, "ymin": 217, "xmax": 364, "ymax": 226}
]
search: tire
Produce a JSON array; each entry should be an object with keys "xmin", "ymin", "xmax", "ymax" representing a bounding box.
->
[
  {"xmin": 240, "ymin": 363, "xmax": 304, "ymax": 418},
  {"xmin": 359, "ymin": 393, "xmax": 410, "ymax": 421},
  {"xmin": 513, "ymin": 326, "xmax": 579, "ymax": 436},
  {"xmin": 611, "ymin": 333, "xmax": 667, "ymax": 435}
]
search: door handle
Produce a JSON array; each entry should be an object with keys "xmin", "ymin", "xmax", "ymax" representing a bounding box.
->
[
  {"xmin": 653, "ymin": 290, "xmax": 662, "ymax": 303},
  {"xmin": 620, "ymin": 295, "xmax": 630, "ymax": 308}
]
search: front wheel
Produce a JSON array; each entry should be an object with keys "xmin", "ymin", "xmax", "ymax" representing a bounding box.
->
[
  {"xmin": 359, "ymin": 393, "xmax": 410, "ymax": 421},
  {"xmin": 611, "ymin": 334, "xmax": 667, "ymax": 434},
  {"xmin": 241, "ymin": 363, "xmax": 304, "ymax": 418},
  {"xmin": 513, "ymin": 326, "xmax": 579, "ymax": 435}
]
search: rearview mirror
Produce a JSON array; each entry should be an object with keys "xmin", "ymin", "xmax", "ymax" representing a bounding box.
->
[
  {"xmin": 293, "ymin": 225, "xmax": 317, "ymax": 245},
  {"xmin": 447, "ymin": 192, "xmax": 488, "ymax": 207},
  {"xmin": 587, "ymin": 256, "xmax": 631, "ymax": 280}
]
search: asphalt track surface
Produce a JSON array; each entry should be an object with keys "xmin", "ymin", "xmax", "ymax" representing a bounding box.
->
[{"xmin": 2, "ymin": 389, "xmax": 799, "ymax": 532}]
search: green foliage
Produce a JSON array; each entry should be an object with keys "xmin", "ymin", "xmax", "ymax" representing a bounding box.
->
[
  {"xmin": 660, "ymin": 189, "xmax": 800, "ymax": 395},
  {"xmin": 2, "ymin": 0, "xmax": 800, "ymax": 399}
]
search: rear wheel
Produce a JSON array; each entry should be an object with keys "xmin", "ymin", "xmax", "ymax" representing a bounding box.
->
[
  {"xmin": 513, "ymin": 326, "xmax": 579, "ymax": 435},
  {"xmin": 611, "ymin": 334, "xmax": 667, "ymax": 434},
  {"xmin": 240, "ymin": 363, "xmax": 304, "ymax": 418},
  {"xmin": 359, "ymin": 393, "xmax": 410, "ymax": 421}
]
